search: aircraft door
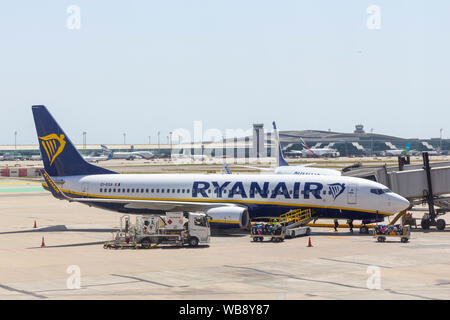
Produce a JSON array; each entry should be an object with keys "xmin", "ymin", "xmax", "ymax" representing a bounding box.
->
[
  {"xmin": 81, "ymin": 182, "xmax": 89, "ymax": 197},
  {"xmin": 347, "ymin": 184, "xmax": 357, "ymax": 204}
]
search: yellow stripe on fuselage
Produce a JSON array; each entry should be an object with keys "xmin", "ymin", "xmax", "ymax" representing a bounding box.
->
[{"xmin": 41, "ymin": 183, "xmax": 393, "ymax": 216}]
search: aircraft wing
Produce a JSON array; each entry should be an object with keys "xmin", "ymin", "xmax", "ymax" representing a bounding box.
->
[
  {"xmin": 41, "ymin": 170, "xmax": 243, "ymax": 212},
  {"xmin": 235, "ymin": 165, "xmax": 274, "ymax": 171}
]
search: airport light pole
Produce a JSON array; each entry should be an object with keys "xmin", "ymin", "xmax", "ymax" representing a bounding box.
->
[
  {"xmin": 158, "ymin": 131, "xmax": 160, "ymax": 150},
  {"xmin": 440, "ymin": 128, "xmax": 443, "ymax": 151},
  {"xmin": 123, "ymin": 133, "xmax": 126, "ymax": 145},
  {"xmin": 169, "ymin": 131, "xmax": 173, "ymax": 151},
  {"xmin": 371, "ymin": 128, "xmax": 374, "ymax": 156},
  {"xmin": 83, "ymin": 131, "xmax": 86, "ymax": 150},
  {"xmin": 14, "ymin": 131, "xmax": 17, "ymax": 154}
]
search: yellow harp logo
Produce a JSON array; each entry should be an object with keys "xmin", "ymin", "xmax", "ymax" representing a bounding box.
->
[{"xmin": 39, "ymin": 134, "xmax": 66, "ymax": 166}]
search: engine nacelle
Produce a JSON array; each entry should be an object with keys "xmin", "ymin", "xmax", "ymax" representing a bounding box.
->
[{"xmin": 206, "ymin": 207, "xmax": 250, "ymax": 229}]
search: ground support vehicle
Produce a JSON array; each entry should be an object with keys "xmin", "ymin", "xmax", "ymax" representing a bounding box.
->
[
  {"xmin": 374, "ymin": 224, "xmax": 410, "ymax": 243},
  {"xmin": 104, "ymin": 212, "xmax": 210, "ymax": 249}
]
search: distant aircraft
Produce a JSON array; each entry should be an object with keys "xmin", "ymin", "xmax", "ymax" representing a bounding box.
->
[
  {"xmin": 240, "ymin": 122, "xmax": 341, "ymax": 176},
  {"xmin": 101, "ymin": 145, "xmax": 153, "ymax": 160},
  {"xmin": 297, "ymin": 138, "xmax": 340, "ymax": 158},
  {"xmin": 383, "ymin": 143, "xmax": 412, "ymax": 156},
  {"xmin": 83, "ymin": 153, "xmax": 113, "ymax": 163},
  {"xmin": 427, "ymin": 147, "xmax": 441, "ymax": 156},
  {"xmin": 171, "ymin": 148, "xmax": 210, "ymax": 161}
]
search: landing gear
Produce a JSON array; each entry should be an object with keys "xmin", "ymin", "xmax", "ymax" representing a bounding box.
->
[
  {"xmin": 360, "ymin": 225, "xmax": 369, "ymax": 234},
  {"xmin": 421, "ymin": 219, "xmax": 431, "ymax": 230},
  {"xmin": 436, "ymin": 219, "xmax": 446, "ymax": 231}
]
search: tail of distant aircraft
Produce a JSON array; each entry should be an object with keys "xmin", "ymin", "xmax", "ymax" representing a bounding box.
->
[
  {"xmin": 401, "ymin": 143, "xmax": 411, "ymax": 155},
  {"xmin": 272, "ymin": 121, "xmax": 289, "ymax": 167},
  {"xmin": 299, "ymin": 137, "xmax": 317, "ymax": 157},
  {"xmin": 32, "ymin": 105, "xmax": 117, "ymax": 177},
  {"xmin": 101, "ymin": 144, "xmax": 112, "ymax": 155}
]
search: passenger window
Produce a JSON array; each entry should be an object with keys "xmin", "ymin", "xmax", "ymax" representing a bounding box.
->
[
  {"xmin": 132, "ymin": 189, "xmax": 135, "ymax": 193},
  {"xmin": 186, "ymin": 189, "xmax": 190, "ymax": 193},
  {"xmin": 167, "ymin": 189, "xmax": 170, "ymax": 193},
  {"xmin": 117, "ymin": 189, "xmax": 120, "ymax": 193},
  {"xmin": 141, "ymin": 189, "xmax": 144, "ymax": 193},
  {"xmin": 151, "ymin": 189, "xmax": 154, "ymax": 193},
  {"xmin": 108, "ymin": 188, "xmax": 111, "ymax": 192},
  {"xmin": 100, "ymin": 188, "xmax": 103, "ymax": 192},
  {"xmin": 156, "ymin": 189, "xmax": 159, "ymax": 193},
  {"xmin": 136, "ymin": 189, "xmax": 139, "ymax": 193},
  {"xmin": 177, "ymin": 189, "xmax": 180, "ymax": 193},
  {"xmin": 127, "ymin": 188, "xmax": 130, "ymax": 193},
  {"xmin": 146, "ymin": 189, "xmax": 149, "ymax": 193},
  {"xmin": 113, "ymin": 189, "xmax": 116, "ymax": 192},
  {"xmin": 162, "ymin": 189, "xmax": 165, "ymax": 193}
]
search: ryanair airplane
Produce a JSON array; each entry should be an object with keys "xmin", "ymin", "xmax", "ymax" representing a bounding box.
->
[{"xmin": 34, "ymin": 105, "xmax": 410, "ymax": 229}]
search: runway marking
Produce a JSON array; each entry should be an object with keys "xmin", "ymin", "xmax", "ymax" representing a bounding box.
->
[
  {"xmin": 0, "ymin": 284, "xmax": 47, "ymax": 299},
  {"xmin": 320, "ymin": 257, "xmax": 393, "ymax": 269},
  {"xmin": 110, "ymin": 274, "xmax": 174, "ymax": 287}
]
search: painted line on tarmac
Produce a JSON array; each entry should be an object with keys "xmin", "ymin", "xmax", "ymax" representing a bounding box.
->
[
  {"xmin": 320, "ymin": 257, "xmax": 393, "ymax": 269},
  {"xmin": 110, "ymin": 274, "xmax": 174, "ymax": 288},
  {"xmin": 0, "ymin": 283, "xmax": 47, "ymax": 299}
]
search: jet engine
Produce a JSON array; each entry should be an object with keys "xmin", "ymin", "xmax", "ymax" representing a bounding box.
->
[{"xmin": 206, "ymin": 207, "xmax": 250, "ymax": 229}]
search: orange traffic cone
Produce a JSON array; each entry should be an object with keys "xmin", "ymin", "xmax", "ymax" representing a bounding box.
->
[
  {"xmin": 41, "ymin": 236, "xmax": 45, "ymax": 247},
  {"xmin": 307, "ymin": 237, "xmax": 313, "ymax": 247},
  {"xmin": 33, "ymin": 220, "xmax": 37, "ymax": 228}
]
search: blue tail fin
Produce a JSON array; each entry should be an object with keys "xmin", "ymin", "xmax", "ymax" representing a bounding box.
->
[
  {"xmin": 272, "ymin": 121, "xmax": 289, "ymax": 167},
  {"xmin": 32, "ymin": 105, "xmax": 117, "ymax": 176}
]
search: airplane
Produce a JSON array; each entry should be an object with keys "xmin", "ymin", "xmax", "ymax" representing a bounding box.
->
[
  {"xmin": 426, "ymin": 147, "xmax": 441, "ymax": 156},
  {"xmin": 297, "ymin": 138, "xmax": 340, "ymax": 158},
  {"xmin": 242, "ymin": 122, "xmax": 341, "ymax": 176},
  {"xmin": 83, "ymin": 152, "xmax": 113, "ymax": 163},
  {"xmin": 33, "ymin": 105, "xmax": 409, "ymax": 230},
  {"xmin": 101, "ymin": 145, "xmax": 153, "ymax": 160},
  {"xmin": 383, "ymin": 143, "xmax": 412, "ymax": 156},
  {"xmin": 171, "ymin": 148, "xmax": 210, "ymax": 161}
]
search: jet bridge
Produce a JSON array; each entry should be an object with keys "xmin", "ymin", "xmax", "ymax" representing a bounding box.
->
[{"xmin": 343, "ymin": 153, "xmax": 450, "ymax": 230}]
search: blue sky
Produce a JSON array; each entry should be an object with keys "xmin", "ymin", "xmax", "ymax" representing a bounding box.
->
[{"xmin": 0, "ymin": 1, "xmax": 449, "ymax": 145}]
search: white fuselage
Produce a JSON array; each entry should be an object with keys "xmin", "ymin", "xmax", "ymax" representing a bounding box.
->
[{"xmin": 56, "ymin": 173, "xmax": 409, "ymax": 220}]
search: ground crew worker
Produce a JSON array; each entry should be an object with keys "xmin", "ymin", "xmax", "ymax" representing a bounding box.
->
[
  {"xmin": 333, "ymin": 218, "xmax": 339, "ymax": 232},
  {"xmin": 347, "ymin": 219, "xmax": 354, "ymax": 233}
]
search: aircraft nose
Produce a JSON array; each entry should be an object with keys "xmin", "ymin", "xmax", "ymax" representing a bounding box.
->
[{"xmin": 391, "ymin": 193, "xmax": 410, "ymax": 212}]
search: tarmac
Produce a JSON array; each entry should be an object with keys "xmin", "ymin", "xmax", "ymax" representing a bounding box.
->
[{"xmin": 0, "ymin": 177, "xmax": 449, "ymax": 300}]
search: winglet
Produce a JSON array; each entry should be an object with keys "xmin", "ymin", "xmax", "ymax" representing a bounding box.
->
[{"xmin": 40, "ymin": 170, "xmax": 70, "ymax": 200}]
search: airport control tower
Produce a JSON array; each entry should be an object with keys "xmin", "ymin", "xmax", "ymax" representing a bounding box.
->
[{"xmin": 252, "ymin": 123, "xmax": 264, "ymax": 158}]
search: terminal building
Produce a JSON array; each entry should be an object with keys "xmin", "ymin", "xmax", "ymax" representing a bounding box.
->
[{"xmin": 0, "ymin": 124, "xmax": 448, "ymax": 159}]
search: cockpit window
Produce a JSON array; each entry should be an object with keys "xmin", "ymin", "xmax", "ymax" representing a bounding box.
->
[{"xmin": 371, "ymin": 188, "xmax": 392, "ymax": 195}]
